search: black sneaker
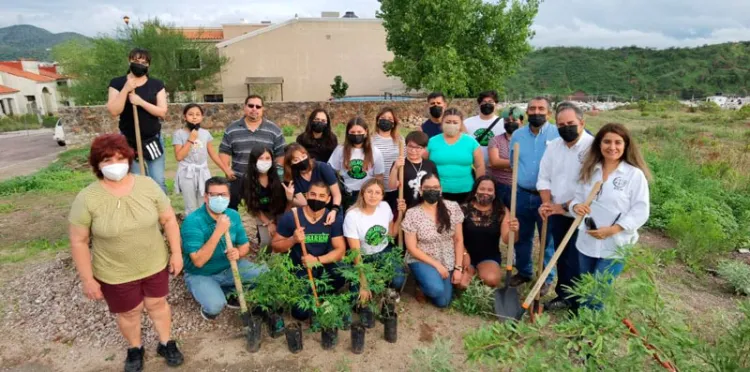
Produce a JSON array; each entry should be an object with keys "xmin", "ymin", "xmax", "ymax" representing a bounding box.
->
[
  {"xmin": 509, "ymin": 274, "xmax": 532, "ymax": 287},
  {"xmin": 124, "ymin": 346, "xmax": 144, "ymax": 372},
  {"xmin": 544, "ymin": 297, "xmax": 571, "ymax": 311},
  {"xmin": 200, "ymin": 308, "xmax": 217, "ymax": 321},
  {"xmin": 226, "ymin": 294, "xmax": 240, "ymax": 309},
  {"xmin": 156, "ymin": 340, "xmax": 184, "ymax": 367}
]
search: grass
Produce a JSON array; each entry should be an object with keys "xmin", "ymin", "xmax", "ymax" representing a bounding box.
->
[
  {"xmin": 0, "ymin": 237, "xmax": 69, "ymax": 264},
  {"xmin": 409, "ymin": 338, "xmax": 454, "ymax": 372},
  {"xmin": 0, "ymin": 114, "xmax": 58, "ymax": 133}
]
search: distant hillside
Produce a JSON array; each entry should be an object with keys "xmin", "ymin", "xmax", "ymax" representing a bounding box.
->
[
  {"xmin": 0, "ymin": 25, "xmax": 89, "ymax": 61},
  {"xmin": 504, "ymin": 42, "xmax": 750, "ymax": 100}
]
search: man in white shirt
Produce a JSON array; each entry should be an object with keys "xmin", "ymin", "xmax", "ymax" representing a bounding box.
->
[
  {"xmin": 464, "ymin": 90, "xmax": 505, "ymax": 174},
  {"xmin": 537, "ymin": 102, "xmax": 594, "ymax": 312}
]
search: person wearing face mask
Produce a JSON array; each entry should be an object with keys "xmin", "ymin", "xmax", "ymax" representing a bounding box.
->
[
  {"xmin": 173, "ymin": 103, "xmax": 233, "ymax": 215},
  {"xmin": 284, "ymin": 144, "xmax": 342, "ymax": 224},
  {"xmin": 507, "ymin": 97, "xmax": 559, "ymax": 294},
  {"xmin": 241, "ymin": 147, "xmax": 289, "ymax": 249},
  {"xmin": 296, "ymin": 109, "xmax": 338, "ymax": 162},
  {"xmin": 489, "ymin": 106, "xmax": 525, "ymax": 207},
  {"xmin": 69, "ymin": 134, "xmax": 184, "ymax": 372},
  {"xmin": 401, "ymin": 173, "xmax": 466, "ymax": 308},
  {"xmin": 328, "ymin": 117, "xmax": 385, "ymax": 210},
  {"xmin": 536, "ymin": 102, "xmax": 594, "ymax": 312},
  {"xmin": 463, "ymin": 90, "xmax": 506, "ymax": 174},
  {"xmin": 371, "ymin": 107, "xmax": 405, "ymax": 217},
  {"xmin": 106, "ymin": 48, "xmax": 169, "ymax": 193},
  {"xmin": 426, "ymin": 108, "xmax": 485, "ymax": 202},
  {"xmin": 181, "ymin": 177, "xmax": 267, "ymax": 320},
  {"xmin": 272, "ymin": 181, "xmax": 347, "ymax": 320},
  {"xmin": 420, "ymin": 92, "xmax": 446, "ymax": 138},
  {"xmin": 459, "ymin": 176, "xmax": 519, "ymax": 289}
]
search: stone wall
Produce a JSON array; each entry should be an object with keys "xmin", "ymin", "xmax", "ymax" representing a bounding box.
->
[{"xmin": 58, "ymin": 99, "xmax": 480, "ymax": 146}]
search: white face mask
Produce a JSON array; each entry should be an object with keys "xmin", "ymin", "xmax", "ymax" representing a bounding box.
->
[
  {"xmin": 101, "ymin": 163, "xmax": 129, "ymax": 181},
  {"xmin": 256, "ymin": 160, "xmax": 273, "ymax": 173},
  {"xmin": 443, "ymin": 123, "xmax": 461, "ymax": 136}
]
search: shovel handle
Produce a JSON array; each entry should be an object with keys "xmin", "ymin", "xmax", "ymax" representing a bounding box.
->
[
  {"xmin": 506, "ymin": 143, "xmax": 520, "ymax": 271},
  {"xmin": 534, "ymin": 218, "xmax": 548, "ymax": 303},
  {"xmin": 225, "ymin": 230, "xmax": 248, "ymax": 314},
  {"xmin": 132, "ymin": 103, "xmax": 146, "ymax": 176},
  {"xmin": 397, "ymin": 140, "xmax": 405, "ymax": 249},
  {"xmin": 522, "ymin": 181, "xmax": 602, "ymax": 309},
  {"xmin": 292, "ymin": 208, "xmax": 320, "ymax": 307}
]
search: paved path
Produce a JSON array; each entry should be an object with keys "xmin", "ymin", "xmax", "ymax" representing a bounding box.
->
[{"xmin": 0, "ymin": 129, "xmax": 65, "ymax": 181}]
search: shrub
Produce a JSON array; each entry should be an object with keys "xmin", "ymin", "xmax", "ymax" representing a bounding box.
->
[
  {"xmin": 698, "ymin": 101, "xmax": 721, "ymax": 113},
  {"xmin": 245, "ymin": 251, "xmax": 307, "ymax": 314},
  {"xmin": 281, "ymin": 125, "xmax": 295, "ymax": 138},
  {"xmin": 732, "ymin": 105, "xmax": 750, "ymax": 121},
  {"xmin": 450, "ymin": 278, "xmax": 494, "ymax": 317},
  {"xmin": 410, "ymin": 338, "xmax": 454, "ymax": 372},
  {"xmin": 717, "ymin": 260, "xmax": 750, "ymax": 296}
]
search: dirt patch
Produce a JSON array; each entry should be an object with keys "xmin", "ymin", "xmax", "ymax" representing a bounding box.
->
[{"xmin": 418, "ymin": 322, "xmax": 436, "ymax": 343}]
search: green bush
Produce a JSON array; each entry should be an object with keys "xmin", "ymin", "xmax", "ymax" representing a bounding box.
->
[
  {"xmin": 281, "ymin": 125, "xmax": 295, "ymax": 138},
  {"xmin": 698, "ymin": 101, "xmax": 721, "ymax": 113},
  {"xmin": 731, "ymin": 105, "xmax": 750, "ymax": 121},
  {"xmin": 717, "ymin": 260, "xmax": 750, "ymax": 296},
  {"xmin": 410, "ymin": 338, "xmax": 455, "ymax": 372},
  {"xmin": 451, "ymin": 278, "xmax": 494, "ymax": 317}
]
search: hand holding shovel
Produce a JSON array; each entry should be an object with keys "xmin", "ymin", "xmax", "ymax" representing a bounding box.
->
[
  {"xmin": 292, "ymin": 208, "xmax": 320, "ymax": 307},
  {"xmin": 494, "ymin": 143, "xmax": 522, "ymax": 322},
  {"xmin": 223, "ymin": 220, "xmax": 249, "ymax": 322}
]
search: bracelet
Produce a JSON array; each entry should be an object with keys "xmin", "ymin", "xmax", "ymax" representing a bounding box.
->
[
  {"xmin": 454, "ymin": 266, "xmax": 464, "ymax": 272},
  {"xmin": 187, "ymin": 140, "xmax": 195, "ymax": 144}
]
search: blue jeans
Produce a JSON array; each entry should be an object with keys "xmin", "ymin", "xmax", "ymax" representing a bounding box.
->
[
  {"xmin": 496, "ymin": 182, "xmax": 512, "ymax": 210},
  {"xmin": 577, "ymin": 251, "xmax": 624, "ymax": 310},
  {"xmin": 549, "ymin": 215, "xmax": 581, "ymax": 306},
  {"xmin": 184, "ymin": 260, "xmax": 267, "ymax": 316},
  {"xmin": 131, "ymin": 133, "xmax": 167, "ymax": 194},
  {"xmin": 515, "ymin": 189, "xmax": 556, "ymax": 282},
  {"xmin": 408, "ymin": 262, "xmax": 453, "ymax": 308}
]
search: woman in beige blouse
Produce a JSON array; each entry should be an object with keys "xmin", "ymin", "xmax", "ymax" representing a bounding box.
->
[{"xmin": 401, "ymin": 173, "xmax": 466, "ymax": 308}]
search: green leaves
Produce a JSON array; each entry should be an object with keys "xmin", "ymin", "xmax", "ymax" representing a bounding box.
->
[
  {"xmin": 330, "ymin": 76, "xmax": 349, "ymax": 99},
  {"xmin": 244, "ymin": 251, "xmax": 307, "ymax": 314}
]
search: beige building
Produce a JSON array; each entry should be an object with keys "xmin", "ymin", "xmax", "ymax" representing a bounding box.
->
[
  {"xmin": 0, "ymin": 60, "xmax": 71, "ymax": 116},
  {"xmin": 178, "ymin": 13, "xmax": 405, "ymax": 103}
]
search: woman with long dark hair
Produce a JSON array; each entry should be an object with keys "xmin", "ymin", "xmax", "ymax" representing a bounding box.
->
[
  {"xmin": 371, "ymin": 107, "xmax": 404, "ymax": 217},
  {"xmin": 283, "ymin": 143, "xmax": 342, "ymax": 225},
  {"xmin": 401, "ymin": 173, "xmax": 466, "ymax": 308},
  {"xmin": 460, "ymin": 176, "xmax": 518, "ymax": 289},
  {"xmin": 296, "ymin": 108, "xmax": 338, "ymax": 162},
  {"xmin": 242, "ymin": 146, "xmax": 288, "ymax": 248},
  {"xmin": 327, "ymin": 117, "xmax": 385, "ymax": 210}
]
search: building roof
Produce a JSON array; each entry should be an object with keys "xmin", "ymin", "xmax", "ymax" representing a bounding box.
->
[
  {"xmin": 216, "ymin": 17, "xmax": 382, "ymax": 48},
  {"xmin": 38, "ymin": 69, "xmax": 66, "ymax": 80},
  {"xmin": 0, "ymin": 84, "xmax": 20, "ymax": 94},
  {"xmin": 0, "ymin": 65, "xmax": 56, "ymax": 83},
  {"xmin": 178, "ymin": 28, "xmax": 224, "ymax": 40}
]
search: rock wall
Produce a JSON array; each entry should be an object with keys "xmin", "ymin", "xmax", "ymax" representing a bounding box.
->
[{"xmin": 59, "ymin": 99, "xmax": 480, "ymax": 146}]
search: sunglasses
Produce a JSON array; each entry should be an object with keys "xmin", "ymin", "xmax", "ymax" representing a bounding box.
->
[{"xmin": 246, "ymin": 104, "xmax": 263, "ymax": 109}]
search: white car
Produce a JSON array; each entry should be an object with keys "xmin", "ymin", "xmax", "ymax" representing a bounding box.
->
[{"xmin": 53, "ymin": 118, "xmax": 66, "ymax": 147}]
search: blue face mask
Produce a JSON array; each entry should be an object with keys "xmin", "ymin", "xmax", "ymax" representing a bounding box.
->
[{"xmin": 208, "ymin": 196, "xmax": 230, "ymax": 214}]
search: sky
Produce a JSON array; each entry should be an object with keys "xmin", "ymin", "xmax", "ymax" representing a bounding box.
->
[{"xmin": 1, "ymin": 0, "xmax": 750, "ymax": 49}]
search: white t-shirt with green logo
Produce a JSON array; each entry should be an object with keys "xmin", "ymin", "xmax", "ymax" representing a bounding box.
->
[
  {"xmin": 328, "ymin": 145, "xmax": 385, "ymax": 192},
  {"xmin": 343, "ymin": 201, "xmax": 393, "ymax": 255},
  {"xmin": 463, "ymin": 115, "xmax": 505, "ymax": 171}
]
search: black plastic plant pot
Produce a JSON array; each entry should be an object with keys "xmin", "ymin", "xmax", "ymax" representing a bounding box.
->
[
  {"xmin": 246, "ymin": 315, "xmax": 263, "ymax": 353},
  {"xmin": 285, "ymin": 322, "xmax": 303, "ymax": 354},
  {"xmin": 359, "ymin": 306, "xmax": 375, "ymax": 329},
  {"xmin": 267, "ymin": 312, "xmax": 285, "ymax": 338},
  {"xmin": 380, "ymin": 301, "xmax": 396, "ymax": 323},
  {"xmin": 383, "ymin": 313, "xmax": 398, "ymax": 343},
  {"xmin": 342, "ymin": 312, "xmax": 352, "ymax": 331},
  {"xmin": 351, "ymin": 323, "xmax": 366, "ymax": 354},
  {"xmin": 321, "ymin": 327, "xmax": 339, "ymax": 350}
]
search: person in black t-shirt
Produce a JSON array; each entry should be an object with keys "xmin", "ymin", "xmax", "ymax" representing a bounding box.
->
[
  {"xmin": 242, "ymin": 146, "xmax": 288, "ymax": 249},
  {"xmin": 106, "ymin": 48, "xmax": 168, "ymax": 193},
  {"xmin": 283, "ymin": 143, "xmax": 342, "ymax": 224},
  {"xmin": 272, "ymin": 181, "xmax": 346, "ymax": 320},
  {"xmin": 388, "ymin": 131, "xmax": 439, "ymax": 208},
  {"xmin": 296, "ymin": 108, "xmax": 338, "ymax": 163},
  {"xmin": 420, "ymin": 92, "xmax": 445, "ymax": 138}
]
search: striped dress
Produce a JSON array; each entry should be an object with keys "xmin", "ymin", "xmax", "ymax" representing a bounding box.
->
[{"xmin": 371, "ymin": 134, "xmax": 404, "ymax": 192}]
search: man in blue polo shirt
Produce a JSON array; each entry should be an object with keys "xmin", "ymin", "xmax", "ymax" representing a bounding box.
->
[
  {"xmin": 420, "ymin": 92, "xmax": 446, "ymax": 138},
  {"xmin": 181, "ymin": 177, "xmax": 266, "ymax": 320},
  {"xmin": 508, "ymin": 97, "xmax": 558, "ymax": 294}
]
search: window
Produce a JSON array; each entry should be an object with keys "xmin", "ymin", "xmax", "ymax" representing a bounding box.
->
[
  {"xmin": 176, "ymin": 49, "xmax": 201, "ymax": 70},
  {"xmin": 25, "ymin": 95, "xmax": 36, "ymax": 102},
  {"xmin": 203, "ymin": 94, "xmax": 223, "ymax": 103}
]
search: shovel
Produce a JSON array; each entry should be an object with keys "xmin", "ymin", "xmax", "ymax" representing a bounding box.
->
[
  {"xmin": 494, "ymin": 143, "xmax": 522, "ymax": 322},
  {"xmin": 530, "ymin": 218, "xmax": 548, "ymax": 322},
  {"xmin": 397, "ymin": 140, "xmax": 409, "ymax": 293},
  {"xmin": 131, "ymin": 99, "xmax": 146, "ymax": 176},
  {"xmin": 515, "ymin": 181, "xmax": 603, "ymax": 321},
  {"xmin": 224, "ymin": 229, "xmax": 250, "ymax": 326},
  {"xmin": 292, "ymin": 207, "xmax": 320, "ymax": 307}
]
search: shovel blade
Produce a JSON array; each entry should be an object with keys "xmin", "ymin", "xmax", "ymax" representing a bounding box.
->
[{"xmin": 494, "ymin": 286, "xmax": 523, "ymax": 322}]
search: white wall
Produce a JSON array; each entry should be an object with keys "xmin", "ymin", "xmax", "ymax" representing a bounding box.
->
[{"xmin": 0, "ymin": 72, "xmax": 61, "ymax": 115}]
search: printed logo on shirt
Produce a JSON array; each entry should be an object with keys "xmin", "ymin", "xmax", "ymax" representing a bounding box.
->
[
  {"xmin": 305, "ymin": 233, "xmax": 330, "ymax": 244},
  {"xmin": 347, "ymin": 159, "xmax": 367, "ymax": 179},
  {"xmin": 612, "ymin": 177, "xmax": 628, "ymax": 191},
  {"xmin": 473, "ymin": 129, "xmax": 495, "ymax": 146},
  {"xmin": 409, "ymin": 170, "xmax": 428, "ymax": 199},
  {"xmin": 259, "ymin": 196, "xmax": 269, "ymax": 205},
  {"xmin": 577, "ymin": 151, "xmax": 586, "ymax": 163},
  {"xmin": 365, "ymin": 225, "xmax": 388, "ymax": 246}
]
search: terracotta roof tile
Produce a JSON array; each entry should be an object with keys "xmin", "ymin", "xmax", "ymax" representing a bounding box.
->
[
  {"xmin": 0, "ymin": 84, "xmax": 19, "ymax": 94},
  {"xmin": 180, "ymin": 29, "xmax": 224, "ymax": 40},
  {"xmin": 38, "ymin": 69, "xmax": 66, "ymax": 80},
  {"xmin": 0, "ymin": 65, "xmax": 55, "ymax": 83}
]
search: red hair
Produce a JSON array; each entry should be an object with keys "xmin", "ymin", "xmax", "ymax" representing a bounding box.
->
[{"xmin": 89, "ymin": 134, "xmax": 135, "ymax": 179}]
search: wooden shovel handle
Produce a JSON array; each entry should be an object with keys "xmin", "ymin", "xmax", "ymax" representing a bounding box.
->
[
  {"xmin": 397, "ymin": 140, "xmax": 405, "ymax": 249},
  {"xmin": 522, "ymin": 181, "xmax": 602, "ymax": 309},
  {"xmin": 132, "ymin": 103, "xmax": 146, "ymax": 176},
  {"xmin": 292, "ymin": 208, "xmax": 320, "ymax": 306},
  {"xmin": 506, "ymin": 143, "xmax": 520, "ymax": 271},
  {"xmin": 225, "ymin": 230, "xmax": 248, "ymax": 314}
]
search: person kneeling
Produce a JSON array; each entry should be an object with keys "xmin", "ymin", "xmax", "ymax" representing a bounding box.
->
[
  {"xmin": 181, "ymin": 177, "xmax": 266, "ymax": 320},
  {"xmin": 272, "ymin": 181, "xmax": 347, "ymax": 320}
]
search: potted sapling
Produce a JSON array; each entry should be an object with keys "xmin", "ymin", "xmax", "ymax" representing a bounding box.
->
[
  {"xmin": 295, "ymin": 267, "xmax": 353, "ymax": 351},
  {"xmin": 242, "ymin": 283, "xmax": 265, "ymax": 353}
]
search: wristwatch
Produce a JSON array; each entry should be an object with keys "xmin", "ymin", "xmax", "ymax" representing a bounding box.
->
[{"xmin": 561, "ymin": 202, "xmax": 570, "ymax": 212}]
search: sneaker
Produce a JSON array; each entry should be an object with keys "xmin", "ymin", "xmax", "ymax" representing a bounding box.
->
[
  {"xmin": 509, "ymin": 274, "xmax": 532, "ymax": 287},
  {"xmin": 544, "ymin": 297, "xmax": 571, "ymax": 311},
  {"xmin": 200, "ymin": 308, "xmax": 217, "ymax": 321},
  {"xmin": 124, "ymin": 346, "xmax": 144, "ymax": 372},
  {"xmin": 226, "ymin": 294, "xmax": 240, "ymax": 309},
  {"xmin": 156, "ymin": 340, "xmax": 184, "ymax": 367},
  {"xmin": 540, "ymin": 282, "xmax": 553, "ymax": 297}
]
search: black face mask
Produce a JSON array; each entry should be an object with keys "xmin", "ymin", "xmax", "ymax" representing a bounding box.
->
[
  {"xmin": 292, "ymin": 159, "xmax": 310, "ymax": 172},
  {"xmin": 348, "ymin": 134, "xmax": 365, "ymax": 145},
  {"xmin": 129, "ymin": 62, "xmax": 149, "ymax": 77},
  {"xmin": 476, "ymin": 193, "xmax": 494, "ymax": 206},
  {"xmin": 307, "ymin": 199, "xmax": 327, "ymax": 212},
  {"xmin": 558, "ymin": 125, "xmax": 580, "ymax": 143},
  {"xmin": 377, "ymin": 119, "xmax": 394, "ymax": 132},
  {"xmin": 480, "ymin": 103, "xmax": 495, "ymax": 116},
  {"xmin": 311, "ymin": 121, "xmax": 327, "ymax": 133},
  {"xmin": 186, "ymin": 123, "xmax": 200, "ymax": 131},
  {"xmin": 528, "ymin": 114, "xmax": 546, "ymax": 128},
  {"xmin": 429, "ymin": 106, "xmax": 443, "ymax": 119},
  {"xmin": 422, "ymin": 190, "xmax": 441, "ymax": 204},
  {"xmin": 504, "ymin": 122, "xmax": 519, "ymax": 135}
]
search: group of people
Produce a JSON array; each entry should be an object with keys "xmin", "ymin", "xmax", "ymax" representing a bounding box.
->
[{"xmin": 68, "ymin": 48, "xmax": 651, "ymax": 372}]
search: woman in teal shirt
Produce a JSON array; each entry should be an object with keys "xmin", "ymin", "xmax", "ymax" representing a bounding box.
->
[{"xmin": 426, "ymin": 108, "xmax": 485, "ymax": 202}]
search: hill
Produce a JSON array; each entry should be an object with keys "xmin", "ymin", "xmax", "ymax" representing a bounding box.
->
[
  {"xmin": 0, "ymin": 25, "xmax": 88, "ymax": 61},
  {"xmin": 504, "ymin": 42, "xmax": 750, "ymax": 100}
]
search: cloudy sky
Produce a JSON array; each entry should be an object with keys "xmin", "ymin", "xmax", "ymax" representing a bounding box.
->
[{"xmin": 1, "ymin": 0, "xmax": 749, "ymax": 49}]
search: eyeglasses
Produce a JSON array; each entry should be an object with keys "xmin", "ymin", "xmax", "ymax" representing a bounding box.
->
[
  {"xmin": 207, "ymin": 192, "xmax": 229, "ymax": 198},
  {"xmin": 247, "ymin": 104, "xmax": 263, "ymax": 109},
  {"xmin": 406, "ymin": 145, "xmax": 424, "ymax": 151}
]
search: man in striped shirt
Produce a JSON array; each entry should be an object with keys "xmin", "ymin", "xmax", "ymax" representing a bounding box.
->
[{"xmin": 219, "ymin": 95, "xmax": 286, "ymax": 210}]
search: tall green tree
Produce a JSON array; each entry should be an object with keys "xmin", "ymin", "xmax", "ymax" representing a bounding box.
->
[
  {"xmin": 377, "ymin": 0, "xmax": 540, "ymax": 98},
  {"xmin": 53, "ymin": 18, "xmax": 228, "ymax": 105}
]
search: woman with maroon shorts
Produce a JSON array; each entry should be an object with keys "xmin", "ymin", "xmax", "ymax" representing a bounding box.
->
[{"xmin": 68, "ymin": 134, "xmax": 184, "ymax": 372}]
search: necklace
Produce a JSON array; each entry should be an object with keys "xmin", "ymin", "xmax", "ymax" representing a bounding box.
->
[{"xmin": 408, "ymin": 159, "xmax": 423, "ymax": 174}]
